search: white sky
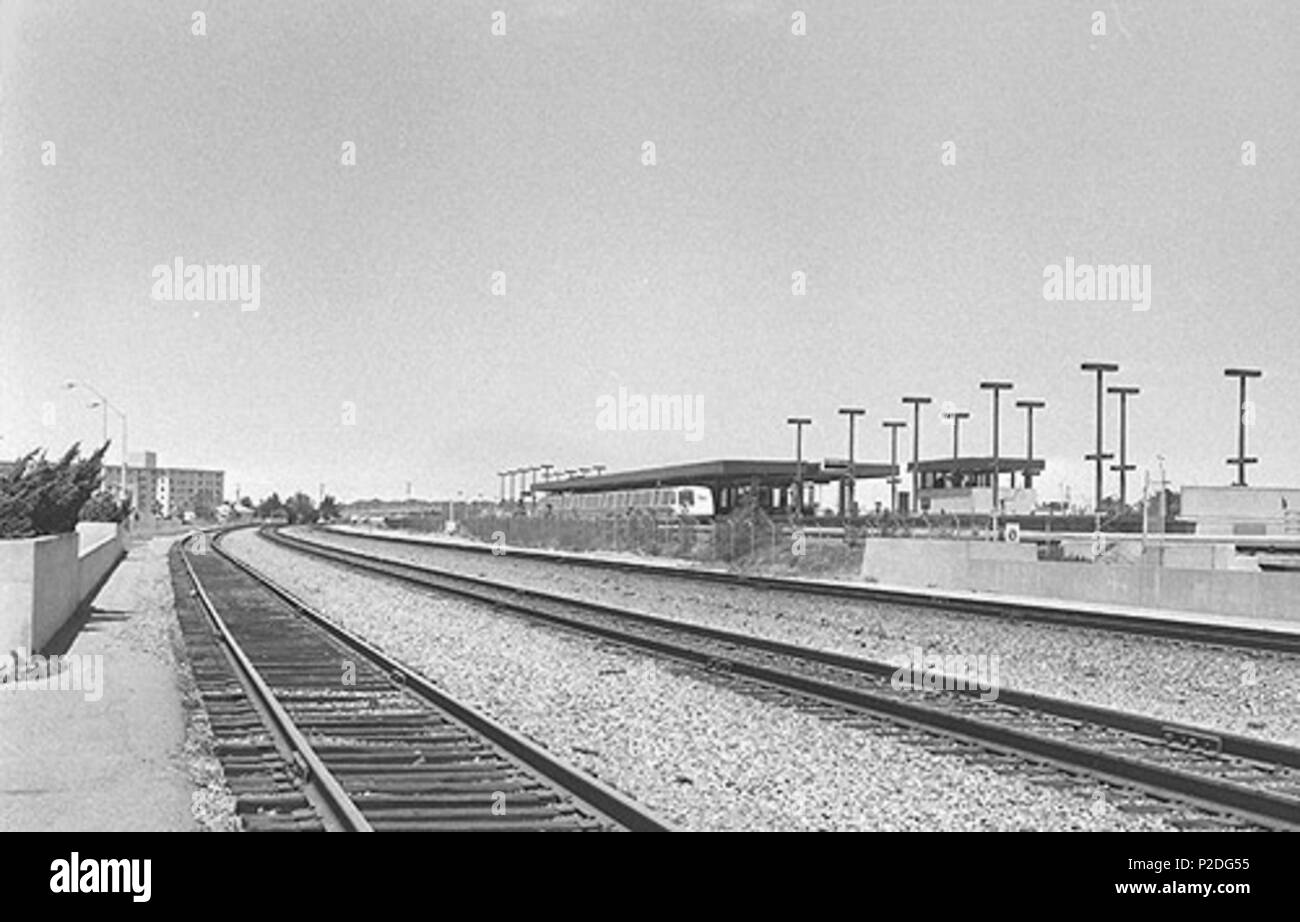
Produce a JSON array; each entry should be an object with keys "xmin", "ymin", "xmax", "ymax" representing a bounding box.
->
[{"xmin": 2, "ymin": 0, "xmax": 1298, "ymax": 505}]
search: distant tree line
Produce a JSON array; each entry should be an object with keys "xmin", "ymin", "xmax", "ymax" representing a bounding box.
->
[{"xmin": 252, "ymin": 491, "xmax": 339, "ymax": 525}]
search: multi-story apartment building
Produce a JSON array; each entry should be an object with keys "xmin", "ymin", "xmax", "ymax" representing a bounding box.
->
[{"xmin": 102, "ymin": 451, "xmax": 225, "ymax": 517}]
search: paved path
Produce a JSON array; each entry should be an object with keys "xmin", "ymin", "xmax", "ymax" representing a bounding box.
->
[{"xmin": 0, "ymin": 537, "xmax": 195, "ymax": 831}]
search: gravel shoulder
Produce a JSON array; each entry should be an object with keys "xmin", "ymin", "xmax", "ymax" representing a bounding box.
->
[
  {"xmin": 223, "ymin": 527, "xmax": 1181, "ymax": 831},
  {"xmin": 304, "ymin": 526, "xmax": 1300, "ymax": 748}
]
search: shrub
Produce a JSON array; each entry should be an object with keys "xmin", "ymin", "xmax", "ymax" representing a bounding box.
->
[
  {"xmin": 0, "ymin": 443, "xmax": 109, "ymax": 538},
  {"xmin": 79, "ymin": 489, "xmax": 131, "ymax": 524},
  {"xmin": 255, "ymin": 492, "xmax": 285, "ymax": 519},
  {"xmin": 319, "ymin": 495, "xmax": 339, "ymax": 522},
  {"xmin": 284, "ymin": 492, "xmax": 319, "ymax": 525},
  {"xmin": 712, "ymin": 498, "xmax": 779, "ymax": 563},
  {"xmin": 190, "ymin": 489, "xmax": 217, "ymax": 521}
]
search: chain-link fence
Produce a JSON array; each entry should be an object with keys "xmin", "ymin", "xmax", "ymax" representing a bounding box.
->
[
  {"xmin": 450, "ymin": 509, "xmax": 878, "ymax": 569},
  {"xmin": 403, "ymin": 504, "xmax": 1173, "ymax": 574},
  {"xmin": 456, "ymin": 512, "xmax": 708, "ymax": 557}
]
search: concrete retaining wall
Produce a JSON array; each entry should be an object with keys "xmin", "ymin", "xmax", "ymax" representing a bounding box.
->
[
  {"xmin": 75, "ymin": 524, "xmax": 126, "ymax": 617},
  {"xmin": 0, "ymin": 524, "xmax": 126, "ymax": 656},
  {"xmin": 860, "ymin": 538, "xmax": 1038, "ymax": 588},
  {"xmin": 860, "ymin": 537, "xmax": 1300, "ymax": 623}
]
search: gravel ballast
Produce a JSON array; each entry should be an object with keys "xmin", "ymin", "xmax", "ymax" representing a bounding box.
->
[
  {"xmin": 221, "ymin": 528, "xmax": 1182, "ymax": 831},
  {"xmin": 305, "ymin": 526, "xmax": 1300, "ymax": 748}
]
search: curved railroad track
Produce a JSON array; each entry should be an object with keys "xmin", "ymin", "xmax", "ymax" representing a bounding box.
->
[
  {"xmin": 172, "ymin": 530, "xmax": 671, "ymax": 832},
  {"xmin": 322, "ymin": 526, "xmax": 1300, "ymax": 654},
  {"xmin": 262, "ymin": 525, "xmax": 1300, "ymax": 831}
]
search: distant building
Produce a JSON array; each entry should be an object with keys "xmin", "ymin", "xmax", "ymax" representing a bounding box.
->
[
  {"xmin": 1180, "ymin": 485, "xmax": 1300, "ymax": 536},
  {"xmin": 909, "ymin": 456, "xmax": 1045, "ymax": 516},
  {"xmin": 103, "ymin": 451, "xmax": 225, "ymax": 517}
]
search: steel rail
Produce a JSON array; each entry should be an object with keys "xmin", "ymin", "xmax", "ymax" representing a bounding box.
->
[
  {"xmin": 209, "ymin": 527, "xmax": 672, "ymax": 832},
  {"xmin": 268, "ymin": 526, "xmax": 1300, "ymax": 830},
  {"xmin": 180, "ymin": 534, "xmax": 375, "ymax": 831}
]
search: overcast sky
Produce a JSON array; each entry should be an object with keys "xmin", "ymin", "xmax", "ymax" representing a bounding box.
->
[{"xmin": 2, "ymin": 0, "xmax": 1298, "ymax": 505}]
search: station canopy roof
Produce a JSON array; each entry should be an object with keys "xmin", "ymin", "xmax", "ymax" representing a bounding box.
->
[
  {"xmin": 536, "ymin": 458, "xmax": 898, "ymax": 494},
  {"xmin": 907, "ymin": 456, "xmax": 1046, "ymax": 475}
]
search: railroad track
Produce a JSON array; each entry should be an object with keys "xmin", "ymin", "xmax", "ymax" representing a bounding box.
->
[
  {"xmin": 263, "ymin": 525, "xmax": 1300, "ymax": 831},
  {"xmin": 171, "ymin": 530, "xmax": 670, "ymax": 832},
  {"xmin": 322, "ymin": 526, "xmax": 1300, "ymax": 654}
]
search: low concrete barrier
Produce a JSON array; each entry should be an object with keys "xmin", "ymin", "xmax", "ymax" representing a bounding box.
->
[
  {"xmin": 860, "ymin": 537, "xmax": 1300, "ymax": 623},
  {"xmin": 76, "ymin": 523, "xmax": 126, "ymax": 613},
  {"xmin": 0, "ymin": 523, "xmax": 127, "ymax": 659},
  {"xmin": 860, "ymin": 538, "xmax": 1037, "ymax": 588}
]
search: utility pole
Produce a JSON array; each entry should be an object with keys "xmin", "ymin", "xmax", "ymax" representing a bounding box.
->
[
  {"xmin": 837, "ymin": 407, "xmax": 866, "ymax": 517},
  {"xmin": 980, "ymin": 381, "xmax": 1014, "ymax": 523},
  {"xmin": 1157, "ymin": 455, "xmax": 1168, "ymax": 537},
  {"xmin": 1015, "ymin": 399, "xmax": 1045, "ymax": 489},
  {"xmin": 882, "ymin": 420, "xmax": 907, "ymax": 514},
  {"xmin": 1224, "ymin": 368, "xmax": 1262, "ymax": 486},
  {"xmin": 1107, "ymin": 386, "xmax": 1139, "ymax": 507},
  {"xmin": 1141, "ymin": 469, "xmax": 1150, "ymax": 552},
  {"xmin": 786, "ymin": 417, "xmax": 812, "ymax": 517},
  {"xmin": 1081, "ymin": 362, "xmax": 1119, "ymax": 526},
  {"xmin": 901, "ymin": 396, "xmax": 931, "ymax": 515},
  {"xmin": 946, "ymin": 410, "xmax": 970, "ymax": 461}
]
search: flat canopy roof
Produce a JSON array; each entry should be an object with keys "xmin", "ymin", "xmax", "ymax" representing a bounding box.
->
[
  {"xmin": 536, "ymin": 458, "xmax": 898, "ymax": 493},
  {"xmin": 908, "ymin": 456, "xmax": 1046, "ymax": 475}
]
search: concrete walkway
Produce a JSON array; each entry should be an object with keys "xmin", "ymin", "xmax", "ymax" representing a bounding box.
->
[{"xmin": 0, "ymin": 537, "xmax": 195, "ymax": 831}]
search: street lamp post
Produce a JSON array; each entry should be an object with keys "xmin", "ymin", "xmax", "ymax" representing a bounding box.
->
[
  {"xmin": 1106, "ymin": 386, "xmax": 1139, "ymax": 507},
  {"xmin": 1014, "ymin": 400, "xmax": 1045, "ymax": 489},
  {"xmin": 1081, "ymin": 362, "xmax": 1119, "ymax": 521},
  {"xmin": 837, "ymin": 407, "xmax": 866, "ymax": 517},
  {"xmin": 901, "ymin": 396, "xmax": 931, "ymax": 515},
  {"xmin": 979, "ymin": 381, "xmax": 1013, "ymax": 521},
  {"xmin": 1224, "ymin": 368, "xmax": 1262, "ymax": 486},
  {"xmin": 786, "ymin": 417, "xmax": 812, "ymax": 517},
  {"xmin": 86, "ymin": 400, "xmax": 108, "ymax": 444},
  {"xmin": 882, "ymin": 420, "xmax": 907, "ymax": 514},
  {"xmin": 64, "ymin": 380, "xmax": 127, "ymax": 501}
]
